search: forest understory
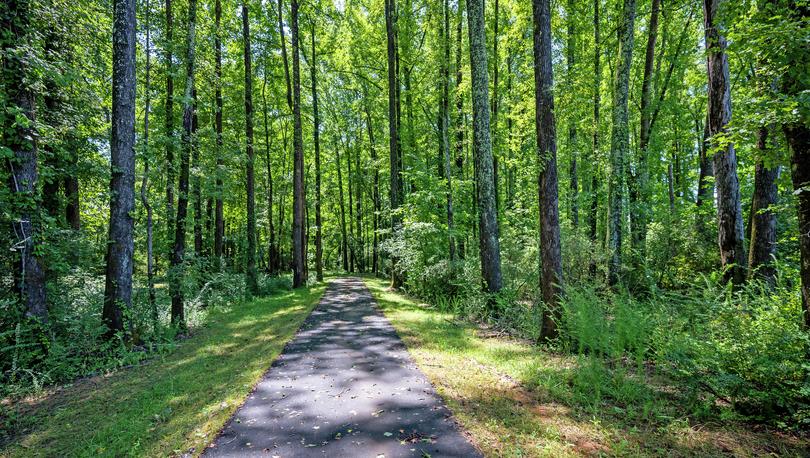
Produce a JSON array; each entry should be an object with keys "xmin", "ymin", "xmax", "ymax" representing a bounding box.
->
[{"xmin": 1, "ymin": 0, "xmax": 809, "ymax": 454}]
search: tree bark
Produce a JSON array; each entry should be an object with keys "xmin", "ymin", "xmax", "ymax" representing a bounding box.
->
[
  {"xmin": 278, "ymin": 0, "xmax": 292, "ymax": 111},
  {"xmin": 386, "ymin": 0, "xmax": 404, "ymax": 287},
  {"xmin": 104, "ymin": 0, "xmax": 137, "ymax": 334},
  {"xmin": 704, "ymin": 0, "xmax": 746, "ymax": 285},
  {"xmin": 192, "ymin": 89, "xmax": 202, "ymax": 257},
  {"xmin": 311, "ymin": 25, "xmax": 323, "ymax": 282},
  {"xmin": 566, "ymin": 0, "xmax": 578, "ymax": 228},
  {"xmin": 213, "ymin": 0, "xmax": 224, "ymax": 260},
  {"xmin": 336, "ymin": 146, "xmax": 349, "ymax": 272},
  {"xmin": 632, "ymin": 0, "xmax": 660, "ymax": 253},
  {"xmin": 364, "ymin": 97, "xmax": 381, "ymax": 274},
  {"xmin": 170, "ymin": 0, "xmax": 196, "ymax": 329},
  {"xmin": 164, "ymin": 0, "xmax": 175, "ymax": 253},
  {"xmin": 441, "ymin": 0, "xmax": 456, "ymax": 261},
  {"xmin": 588, "ymin": 0, "xmax": 600, "ymax": 277},
  {"xmin": 533, "ymin": 0, "xmax": 563, "ymax": 339},
  {"xmin": 748, "ymin": 127, "xmax": 779, "ymax": 283},
  {"xmin": 785, "ymin": 124, "xmax": 810, "ymax": 327},
  {"xmin": 141, "ymin": 0, "xmax": 157, "ymax": 326},
  {"xmin": 243, "ymin": 3, "xmax": 259, "ymax": 294},
  {"xmin": 291, "ymin": 0, "xmax": 306, "ymax": 287},
  {"xmin": 3, "ymin": 0, "xmax": 48, "ymax": 322},
  {"xmin": 467, "ymin": 0, "xmax": 503, "ymax": 293},
  {"xmin": 607, "ymin": 0, "xmax": 635, "ymax": 286}
]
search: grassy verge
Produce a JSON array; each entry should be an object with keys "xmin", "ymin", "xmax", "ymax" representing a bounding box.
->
[
  {"xmin": 363, "ymin": 277, "xmax": 808, "ymax": 457},
  {"xmin": 1, "ymin": 283, "xmax": 326, "ymax": 457}
]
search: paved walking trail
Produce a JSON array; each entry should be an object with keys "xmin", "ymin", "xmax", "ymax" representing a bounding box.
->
[{"xmin": 204, "ymin": 277, "xmax": 481, "ymax": 458}]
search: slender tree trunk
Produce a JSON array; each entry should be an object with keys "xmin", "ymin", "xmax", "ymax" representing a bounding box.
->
[
  {"xmin": 386, "ymin": 0, "xmax": 404, "ymax": 287},
  {"xmin": 589, "ymin": 0, "xmax": 600, "ymax": 277},
  {"xmin": 491, "ymin": 0, "xmax": 500, "ymax": 216},
  {"xmin": 171, "ymin": 0, "xmax": 196, "ymax": 329},
  {"xmin": 607, "ymin": 0, "xmax": 635, "ymax": 286},
  {"xmin": 3, "ymin": 0, "xmax": 48, "ymax": 322},
  {"xmin": 336, "ymin": 146, "xmax": 349, "ymax": 272},
  {"xmin": 533, "ymin": 0, "xmax": 563, "ymax": 339},
  {"xmin": 164, "ymin": 0, "xmax": 175, "ymax": 253},
  {"xmin": 364, "ymin": 99, "xmax": 381, "ymax": 274},
  {"xmin": 311, "ymin": 25, "xmax": 323, "ymax": 282},
  {"xmin": 748, "ymin": 127, "xmax": 779, "ymax": 283},
  {"xmin": 262, "ymin": 54, "xmax": 277, "ymax": 275},
  {"xmin": 566, "ymin": 0, "xmax": 578, "ymax": 228},
  {"xmin": 347, "ymin": 139, "xmax": 355, "ymax": 272},
  {"xmin": 104, "ymin": 0, "xmax": 137, "ymax": 335},
  {"xmin": 704, "ymin": 0, "xmax": 746, "ymax": 285},
  {"xmin": 355, "ymin": 139, "xmax": 364, "ymax": 271},
  {"xmin": 696, "ymin": 114, "xmax": 714, "ymax": 207},
  {"xmin": 441, "ymin": 0, "xmax": 456, "ymax": 261},
  {"xmin": 213, "ymin": 0, "xmax": 224, "ymax": 260},
  {"xmin": 192, "ymin": 89, "xmax": 202, "ymax": 257},
  {"xmin": 785, "ymin": 125, "xmax": 810, "ymax": 326},
  {"xmin": 291, "ymin": 0, "xmax": 306, "ymax": 287},
  {"xmin": 454, "ymin": 0, "xmax": 464, "ymax": 177},
  {"xmin": 632, "ymin": 0, "xmax": 660, "ymax": 253},
  {"xmin": 141, "ymin": 0, "xmax": 157, "ymax": 326},
  {"xmin": 243, "ymin": 3, "xmax": 259, "ymax": 294},
  {"xmin": 64, "ymin": 149, "xmax": 80, "ymax": 230},
  {"xmin": 278, "ymin": 0, "xmax": 292, "ymax": 111},
  {"xmin": 467, "ymin": 0, "xmax": 503, "ymax": 293}
]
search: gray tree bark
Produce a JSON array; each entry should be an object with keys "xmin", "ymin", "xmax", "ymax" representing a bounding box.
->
[
  {"xmin": 103, "ymin": 0, "xmax": 137, "ymax": 334},
  {"xmin": 533, "ymin": 0, "xmax": 563, "ymax": 339},
  {"xmin": 3, "ymin": 0, "xmax": 48, "ymax": 322},
  {"xmin": 291, "ymin": 0, "xmax": 306, "ymax": 287},
  {"xmin": 748, "ymin": 127, "xmax": 779, "ymax": 283},
  {"xmin": 243, "ymin": 2, "xmax": 259, "ymax": 295},
  {"xmin": 704, "ymin": 0, "xmax": 746, "ymax": 285},
  {"xmin": 386, "ymin": 0, "xmax": 404, "ymax": 287},
  {"xmin": 607, "ymin": 0, "xmax": 635, "ymax": 286},
  {"xmin": 466, "ymin": 0, "xmax": 503, "ymax": 293}
]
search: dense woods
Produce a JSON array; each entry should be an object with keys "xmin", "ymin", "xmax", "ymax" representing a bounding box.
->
[{"xmin": 2, "ymin": 0, "xmax": 810, "ymax": 442}]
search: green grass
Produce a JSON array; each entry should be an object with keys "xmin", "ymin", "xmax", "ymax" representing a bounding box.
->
[
  {"xmin": 363, "ymin": 277, "xmax": 809, "ymax": 457},
  {"xmin": 1, "ymin": 283, "xmax": 326, "ymax": 458}
]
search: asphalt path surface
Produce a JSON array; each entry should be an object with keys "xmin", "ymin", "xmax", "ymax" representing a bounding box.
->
[{"xmin": 204, "ymin": 277, "xmax": 481, "ymax": 458}]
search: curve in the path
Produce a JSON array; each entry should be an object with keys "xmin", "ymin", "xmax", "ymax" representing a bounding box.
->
[{"xmin": 203, "ymin": 277, "xmax": 481, "ymax": 458}]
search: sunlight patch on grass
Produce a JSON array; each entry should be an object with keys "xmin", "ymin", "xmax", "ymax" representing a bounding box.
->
[
  {"xmin": 364, "ymin": 277, "xmax": 810, "ymax": 457},
  {"xmin": 2, "ymin": 284, "xmax": 327, "ymax": 458}
]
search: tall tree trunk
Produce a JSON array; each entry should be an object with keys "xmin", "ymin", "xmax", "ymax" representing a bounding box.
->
[
  {"xmin": 566, "ymin": 0, "xmax": 578, "ymax": 228},
  {"xmin": 491, "ymin": 0, "xmax": 500, "ymax": 216},
  {"xmin": 467, "ymin": 0, "xmax": 503, "ymax": 293},
  {"xmin": 291, "ymin": 0, "xmax": 306, "ymax": 287},
  {"xmin": 171, "ymin": 0, "xmax": 196, "ymax": 329},
  {"xmin": 441, "ymin": 0, "xmax": 456, "ymax": 261},
  {"xmin": 104, "ymin": 0, "xmax": 137, "ymax": 334},
  {"xmin": 3, "ymin": 0, "xmax": 48, "ymax": 322},
  {"xmin": 213, "ymin": 0, "xmax": 224, "ymax": 260},
  {"xmin": 243, "ymin": 3, "xmax": 259, "ymax": 294},
  {"xmin": 607, "ymin": 0, "xmax": 635, "ymax": 286},
  {"xmin": 311, "ymin": 25, "xmax": 323, "ymax": 282},
  {"xmin": 347, "ymin": 139, "xmax": 355, "ymax": 272},
  {"xmin": 632, "ymin": 0, "xmax": 660, "ymax": 254},
  {"xmin": 141, "ymin": 0, "xmax": 157, "ymax": 326},
  {"xmin": 695, "ymin": 114, "xmax": 714, "ymax": 206},
  {"xmin": 533, "ymin": 0, "xmax": 563, "ymax": 339},
  {"xmin": 785, "ymin": 125, "xmax": 810, "ymax": 326},
  {"xmin": 262, "ymin": 54, "xmax": 277, "ymax": 275},
  {"xmin": 164, "ymin": 0, "xmax": 175, "ymax": 253},
  {"xmin": 336, "ymin": 146, "xmax": 349, "ymax": 272},
  {"xmin": 355, "ymin": 139, "xmax": 364, "ymax": 271},
  {"xmin": 778, "ymin": 0, "xmax": 810, "ymax": 326},
  {"xmin": 588, "ymin": 0, "xmax": 601, "ymax": 277},
  {"xmin": 64, "ymin": 149, "xmax": 80, "ymax": 230},
  {"xmin": 278, "ymin": 0, "xmax": 292, "ymax": 111},
  {"xmin": 364, "ymin": 98, "xmax": 381, "ymax": 274},
  {"xmin": 748, "ymin": 126, "xmax": 779, "ymax": 283},
  {"xmin": 454, "ymin": 0, "xmax": 464, "ymax": 176},
  {"xmin": 704, "ymin": 0, "xmax": 746, "ymax": 285},
  {"xmin": 192, "ymin": 89, "xmax": 202, "ymax": 257},
  {"xmin": 386, "ymin": 0, "xmax": 404, "ymax": 287}
]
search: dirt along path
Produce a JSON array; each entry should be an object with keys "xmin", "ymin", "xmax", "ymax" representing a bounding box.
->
[{"xmin": 204, "ymin": 277, "xmax": 481, "ymax": 458}]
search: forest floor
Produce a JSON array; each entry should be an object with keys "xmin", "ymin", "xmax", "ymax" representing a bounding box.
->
[
  {"xmin": 0, "ymin": 284, "xmax": 327, "ymax": 457},
  {"xmin": 203, "ymin": 277, "xmax": 480, "ymax": 457},
  {"xmin": 364, "ymin": 276, "xmax": 810, "ymax": 457}
]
